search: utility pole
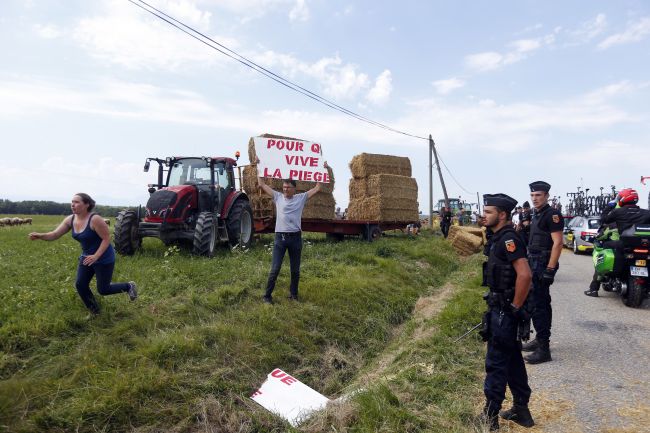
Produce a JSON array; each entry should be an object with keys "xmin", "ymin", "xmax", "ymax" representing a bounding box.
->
[
  {"xmin": 429, "ymin": 135, "xmax": 434, "ymax": 228},
  {"xmin": 430, "ymin": 135, "xmax": 450, "ymax": 209}
]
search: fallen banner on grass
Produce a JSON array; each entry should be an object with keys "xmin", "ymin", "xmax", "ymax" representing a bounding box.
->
[{"xmin": 250, "ymin": 368, "xmax": 330, "ymax": 426}]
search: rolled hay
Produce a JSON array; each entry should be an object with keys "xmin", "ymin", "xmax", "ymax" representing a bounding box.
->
[
  {"xmin": 349, "ymin": 153, "xmax": 412, "ymax": 179},
  {"xmin": 347, "ymin": 197, "xmax": 419, "ymax": 222},
  {"xmin": 241, "ymin": 164, "xmax": 334, "ymax": 194},
  {"xmin": 349, "ymin": 174, "xmax": 418, "ymax": 200},
  {"xmin": 451, "ymin": 230, "xmax": 483, "ymax": 256}
]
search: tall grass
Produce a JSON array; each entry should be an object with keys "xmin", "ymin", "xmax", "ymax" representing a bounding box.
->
[{"xmin": 0, "ymin": 215, "xmax": 490, "ymax": 432}]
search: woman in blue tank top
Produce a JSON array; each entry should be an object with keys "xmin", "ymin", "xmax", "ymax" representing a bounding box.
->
[{"xmin": 29, "ymin": 193, "xmax": 138, "ymax": 315}]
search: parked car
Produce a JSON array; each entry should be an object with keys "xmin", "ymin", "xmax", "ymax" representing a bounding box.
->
[{"xmin": 563, "ymin": 215, "xmax": 600, "ymax": 254}]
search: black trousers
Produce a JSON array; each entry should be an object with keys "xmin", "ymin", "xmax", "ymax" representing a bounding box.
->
[
  {"xmin": 484, "ymin": 309, "xmax": 531, "ymax": 412},
  {"xmin": 528, "ymin": 254, "xmax": 555, "ymax": 343},
  {"xmin": 264, "ymin": 232, "xmax": 302, "ymax": 298},
  {"xmin": 75, "ymin": 261, "xmax": 129, "ymax": 313}
]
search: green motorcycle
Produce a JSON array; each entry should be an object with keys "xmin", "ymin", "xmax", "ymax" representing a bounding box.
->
[{"xmin": 592, "ymin": 224, "xmax": 650, "ymax": 307}]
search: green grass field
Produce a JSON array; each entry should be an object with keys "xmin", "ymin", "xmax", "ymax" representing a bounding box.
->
[{"xmin": 0, "ymin": 215, "xmax": 487, "ymax": 432}]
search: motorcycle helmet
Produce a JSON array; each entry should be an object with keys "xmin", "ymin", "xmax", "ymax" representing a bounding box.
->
[{"xmin": 617, "ymin": 188, "xmax": 639, "ymax": 206}]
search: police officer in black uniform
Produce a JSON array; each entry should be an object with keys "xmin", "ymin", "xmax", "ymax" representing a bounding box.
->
[
  {"xmin": 519, "ymin": 201, "xmax": 532, "ymax": 246},
  {"xmin": 522, "ymin": 181, "xmax": 564, "ymax": 364},
  {"xmin": 481, "ymin": 194, "xmax": 535, "ymax": 431}
]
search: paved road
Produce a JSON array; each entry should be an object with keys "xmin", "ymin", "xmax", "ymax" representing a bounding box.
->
[{"xmin": 521, "ymin": 250, "xmax": 650, "ymax": 433}]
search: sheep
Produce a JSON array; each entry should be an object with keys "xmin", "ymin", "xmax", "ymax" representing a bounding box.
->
[
  {"xmin": 11, "ymin": 218, "xmax": 22, "ymax": 226},
  {"xmin": 0, "ymin": 217, "xmax": 11, "ymax": 226},
  {"xmin": 24, "ymin": 217, "xmax": 33, "ymax": 225}
]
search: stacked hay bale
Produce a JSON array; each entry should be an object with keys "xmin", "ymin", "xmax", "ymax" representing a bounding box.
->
[
  {"xmin": 448, "ymin": 225, "xmax": 486, "ymax": 256},
  {"xmin": 346, "ymin": 153, "xmax": 418, "ymax": 222},
  {"xmin": 243, "ymin": 134, "xmax": 336, "ymax": 220}
]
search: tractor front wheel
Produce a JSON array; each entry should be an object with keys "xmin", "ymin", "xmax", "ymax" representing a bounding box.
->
[
  {"xmin": 192, "ymin": 212, "xmax": 216, "ymax": 257},
  {"xmin": 114, "ymin": 210, "xmax": 142, "ymax": 255},
  {"xmin": 227, "ymin": 199, "xmax": 254, "ymax": 249}
]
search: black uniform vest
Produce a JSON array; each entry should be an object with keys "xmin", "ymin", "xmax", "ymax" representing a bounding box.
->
[
  {"xmin": 486, "ymin": 226, "xmax": 517, "ymax": 295},
  {"xmin": 528, "ymin": 205, "xmax": 553, "ymax": 254}
]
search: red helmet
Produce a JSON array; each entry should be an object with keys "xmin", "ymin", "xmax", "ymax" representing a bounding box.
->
[{"xmin": 617, "ymin": 188, "xmax": 639, "ymax": 206}]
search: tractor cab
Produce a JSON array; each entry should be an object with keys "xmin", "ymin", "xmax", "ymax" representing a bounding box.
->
[
  {"xmin": 143, "ymin": 156, "xmax": 238, "ymax": 224},
  {"xmin": 114, "ymin": 154, "xmax": 253, "ymax": 257}
]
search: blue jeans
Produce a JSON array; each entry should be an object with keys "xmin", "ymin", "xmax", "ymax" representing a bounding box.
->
[
  {"xmin": 484, "ymin": 309, "xmax": 531, "ymax": 412},
  {"xmin": 264, "ymin": 232, "xmax": 302, "ymax": 298},
  {"xmin": 75, "ymin": 261, "xmax": 129, "ymax": 313}
]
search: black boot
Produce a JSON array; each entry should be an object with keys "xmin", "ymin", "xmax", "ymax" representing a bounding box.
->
[
  {"xmin": 500, "ymin": 404, "xmax": 535, "ymax": 427},
  {"xmin": 482, "ymin": 402, "xmax": 500, "ymax": 431},
  {"xmin": 524, "ymin": 341, "xmax": 551, "ymax": 364},
  {"xmin": 584, "ymin": 289, "xmax": 599, "ymax": 297},
  {"xmin": 521, "ymin": 338, "xmax": 539, "ymax": 353}
]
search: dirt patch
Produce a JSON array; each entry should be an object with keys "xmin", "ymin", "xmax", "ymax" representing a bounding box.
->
[
  {"xmin": 360, "ymin": 283, "xmax": 457, "ymax": 383},
  {"xmin": 502, "ymin": 392, "xmax": 582, "ymax": 433}
]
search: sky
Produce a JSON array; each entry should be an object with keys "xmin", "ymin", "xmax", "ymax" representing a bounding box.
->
[{"xmin": 2, "ymin": 0, "xmax": 650, "ymax": 213}]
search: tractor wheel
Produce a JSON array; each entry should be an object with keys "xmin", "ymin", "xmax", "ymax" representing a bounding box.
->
[
  {"xmin": 114, "ymin": 210, "xmax": 141, "ymax": 255},
  {"xmin": 192, "ymin": 212, "xmax": 216, "ymax": 257},
  {"xmin": 622, "ymin": 275, "xmax": 646, "ymax": 308},
  {"xmin": 227, "ymin": 199, "xmax": 253, "ymax": 249}
]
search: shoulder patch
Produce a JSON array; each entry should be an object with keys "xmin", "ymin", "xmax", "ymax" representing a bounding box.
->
[
  {"xmin": 505, "ymin": 239, "xmax": 516, "ymax": 253},
  {"xmin": 552, "ymin": 214, "xmax": 560, "ymax": 223}
]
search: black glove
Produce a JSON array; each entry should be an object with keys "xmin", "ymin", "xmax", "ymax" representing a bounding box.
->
[
  {"xmin": 510, "ymin": 304, "xmax": 530, "ymax": 322},
  {"xmin": 542, "ymin": 267, "xmax": 557, "ymax": 284}
]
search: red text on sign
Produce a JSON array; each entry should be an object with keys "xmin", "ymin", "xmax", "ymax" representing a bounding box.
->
[
  {"xmin": 267, "ymin": 140, "xmax": 304, "ymax": 152},
  {"xmin": 285, "ymin": 155, "xmax": 319, "ymax": 167},
  {"xmin": 270, "ymin": 368, "xmax": 298, "ymax": 386}
]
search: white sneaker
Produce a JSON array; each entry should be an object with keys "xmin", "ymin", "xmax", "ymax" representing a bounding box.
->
[{"xmin": 127, "ymin": 281, "xmax": 138, "ymax": 301}]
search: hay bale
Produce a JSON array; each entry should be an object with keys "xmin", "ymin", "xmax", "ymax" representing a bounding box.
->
[
  {"xmin": 349, "ymin": 153, "xmax": 412, "ymax": 179},
  {"xmin": 303, "ymin": 193, "xmax": 336, "ymax": 220},
  {"xmin": 347, "ymin": 196, "xmax": 418, "ymax": 222},
  {"xmin": 242, "ymin": 165, "xmax": 334, "ymax": 194},
  {"xmin": 447, "ymin": 225, "xmax": 462, "ymax": 242},
  {"xmin": 451, "ymin": 230, "xmax": 483, "ymax": 256},
  {"xmin": 349, "ymin": 175, "xmax": 417, "ymax": 201}
]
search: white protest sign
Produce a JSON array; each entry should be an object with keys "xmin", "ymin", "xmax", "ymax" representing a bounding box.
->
[
  {"xmin": 254, "ymin": 136, "xmax": 330, "ymax": 183},
  {"xmin": 250, "ymin": 368, "xmax": 330, "ymax": 426}
]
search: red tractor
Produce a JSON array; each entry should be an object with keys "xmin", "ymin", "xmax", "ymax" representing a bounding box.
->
[{"xmin": 114, "ymin": 155, "xmax": 253, "ymax": 257}]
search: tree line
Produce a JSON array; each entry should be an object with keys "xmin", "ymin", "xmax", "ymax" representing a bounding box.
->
[{"xmin": 0, "ymin": 199, "xmax": 134, "ymax": 217}]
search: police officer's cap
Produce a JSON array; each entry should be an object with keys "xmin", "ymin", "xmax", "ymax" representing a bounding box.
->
[
  {"xmin": 483, "ymin": 193, "xmax": 517, "ymax": 213},
  {"xmin": 529, "ymin": 181, "xmax": 551, "ymax": 192},
  {"xmin": 523, "ymin": 201, "xmax": 530, "ymax": 208}
]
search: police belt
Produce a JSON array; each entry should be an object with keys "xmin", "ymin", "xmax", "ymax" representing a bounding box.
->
[
  {"xmin": 527, "ymin": 250, "xmax": 551, "ymax": 258},
  {"xmin": 484, "ymin": 291, "xmax": 513, "ymax": 309}
]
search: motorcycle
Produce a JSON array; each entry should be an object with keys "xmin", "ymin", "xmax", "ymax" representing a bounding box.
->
[{"xmin": 592, "ymin": 224, "xmax": 650, "ymax": 307}]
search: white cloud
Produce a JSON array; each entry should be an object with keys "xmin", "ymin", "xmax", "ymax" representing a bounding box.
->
[
  {"xmin": 33, "ymin": 23, "xmax": 62, "ymax": 39},
  {"xmin": 598, "ymin": 16, "xmax": 650, "ymax": 49},
  {"xmin": 464, "ymin": 51, "xmax": 503, "ymax": 72},
  {"xmin": 252, "ymin": 51, "xmax": 373, "ymax": 100},
  {"xmin": 366, "ymin": 70, "xmax": 392, "ymax": 105},
  {"xmin": 432, "ymin": 77, "xmax": 465, "ymax": 95},
  {"xmin": 289, "ymin": 0, "xmax": 309, "ymax": 22},
  {"xmin": 557, "ymin": 140, "xmax": 650, "ymax": 169},
  {"xmin": 572, "ymin": 13, "xmax": 607, "ymax": 42},
  {"xmin": 72, "ymin": 0, "xmax": 227, "ymax": 71},
  {"xmin": 509, "ymin": 38, "xmax": 541, "ymax": 53}
]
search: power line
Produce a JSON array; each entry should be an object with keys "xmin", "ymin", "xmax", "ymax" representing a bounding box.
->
[
  {"xmin": 128, "ymin": 0, "xmax": 427, "ymax": 140},
  {"xmin": 437, "ymin": 150, "xmax": 474, "ymax": 195}
]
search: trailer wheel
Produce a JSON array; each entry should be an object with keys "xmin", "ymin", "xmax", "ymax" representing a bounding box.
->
[
  {"xmin": 227, "ymin": 199, "xmax": 253, "ymax": 249},
  {"xmin": 363, "ymin": 225, "xmax": 382, "ymax": 242},
  {"xmin": 114, "ymin": 210, "xmax": 141, "ymax": 255},
  {"xmin": 193, "ymin": 212, "xmax": 216, "ymax": 257}
]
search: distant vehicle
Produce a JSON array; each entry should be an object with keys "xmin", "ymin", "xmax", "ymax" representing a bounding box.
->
[{"xmin": 563, "ymin": 215, "xmax": 600, "ymax": 254}]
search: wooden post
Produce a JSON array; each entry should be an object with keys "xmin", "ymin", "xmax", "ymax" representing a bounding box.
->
[{"xmin": 430, "ymin": 135, "xmax": 450, "ymax": 209}]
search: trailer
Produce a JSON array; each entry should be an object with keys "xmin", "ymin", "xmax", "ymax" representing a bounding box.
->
[{"xmin": 253, "ymin": 218, "xmax": 415, "ymax": 242}]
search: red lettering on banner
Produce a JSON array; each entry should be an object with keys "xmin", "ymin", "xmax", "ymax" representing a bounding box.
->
[
  {"xmin": 251, "ymin": 389, "xmax": 262, "ymax": 397},
  {"xmin": 303, "ymin": 171, "xmax": 312, "ymax": 181},
  {"xmin": 267, "ymin": 139, "xmax": 276, "ymax": 149},
  {"xmin": 289, "ymin": 169, "xmax": 298, "ymax": 179},
  {"xmin": 296, "ymin": 142, "xmax": 304, "ymax": 151},
  {"xmin": 311, "ymin": 143, "xmax": 320, "ymax": 153},
  {"xmin": 310, "ymin": 157, "xmax": 319, "ymax": 167},
  {"xmin": 271, "ymin": 369, "xmax": 286, "ymax": 378},
  {"xmin": 281, "ymin": 376, "xmax": 297, "ymax": 385}
]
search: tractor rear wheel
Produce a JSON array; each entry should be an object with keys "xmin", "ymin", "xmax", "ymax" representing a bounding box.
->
[
  {"xmin": 227, "ymin": 199, "xmax": 253, "ymax": 249},
  {"xmin": 114, "ymin": 210, "xmax": 142, "ymax": 255},
  {"xmin": 192, "ymin": 212, "xmax": 216, "ymax": 257}
]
